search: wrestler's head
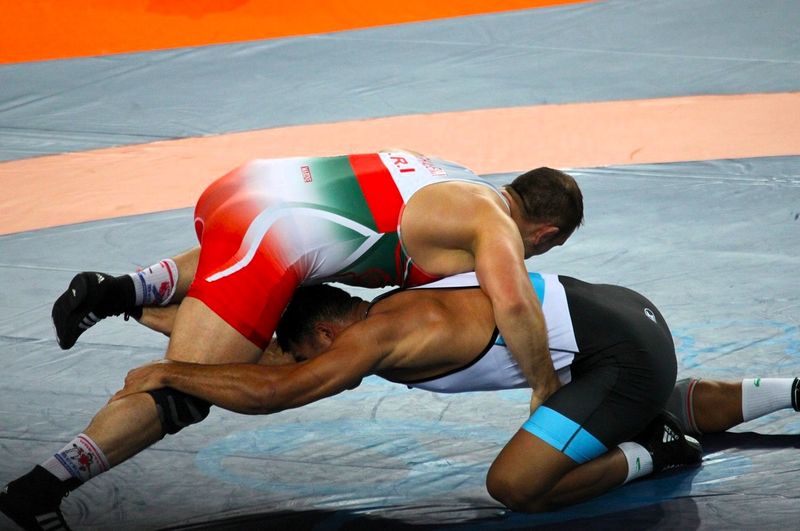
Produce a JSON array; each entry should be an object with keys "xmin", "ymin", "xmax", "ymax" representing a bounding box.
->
[
  {"xmin": 504, "ymin": 167, "xmax": 583, "ymax": 257},
  {"xmin": 276, "ymin": 284, "xmax": 361, "ymax": 361}
]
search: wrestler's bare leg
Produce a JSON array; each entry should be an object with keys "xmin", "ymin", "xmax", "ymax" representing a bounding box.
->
[
  {"xmin": 137, "ymin": 305, "xmax": 178, "ymax": 336},
  {"xmin": 489, "ymin": 378, "xmax": 790, "ymax": 512},
  {"xmin": 691, "ymin": 380, "xmax": 744, "ymax": 433},
  {"xmin": 669, "ymin": 378, "xmax": 796, "ymax": 435},
  {"xmin": 168, "ymin": 247, "xmax": 200, "ymax": 303},
  {"xmin": 81, "ymin": 297, "xmax": 263, "ymax": 466},
  {"xmin": 486, "ymin": 430, "xmax": 626, "ymax": 512},
  {"xmin": 137, "ymin": 304, "xmax": 295, "ymax": 367}
]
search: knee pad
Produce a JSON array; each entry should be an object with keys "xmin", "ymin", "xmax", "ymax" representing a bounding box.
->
[
  {"xmin": 147, "ymin": 388, "xmax": 211, "ymax": 435},
  {"xmin": 665, "ymin": 378, "xmax": 701, "ymax": 436}
]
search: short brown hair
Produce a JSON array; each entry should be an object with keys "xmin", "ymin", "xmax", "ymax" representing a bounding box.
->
[{"xmin": 507, "ymin": 167, "xmax": 584, "ymax": 236}]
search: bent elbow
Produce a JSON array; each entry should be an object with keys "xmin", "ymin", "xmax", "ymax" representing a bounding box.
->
[{"xmin": 493, "ymin": 294, "xmax": 540, "ymax": 320}]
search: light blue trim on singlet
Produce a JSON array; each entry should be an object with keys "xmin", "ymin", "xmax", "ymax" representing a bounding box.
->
[
  {"xmin": 521, "ymin": 406, "xmax": 607, "ymax": 464},
  {"xmin": 495, "ymin": 272, "xmax": 546, "ymax": 347}
]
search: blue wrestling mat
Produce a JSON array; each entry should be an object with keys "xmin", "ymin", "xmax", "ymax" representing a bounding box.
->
[
  {"xmin": 2, "ymin": 158, "xmax": 799, "ymax": 529},
  {"xmin": 1, "ymin": 1, "xmax": 799, "ymax": 529}
]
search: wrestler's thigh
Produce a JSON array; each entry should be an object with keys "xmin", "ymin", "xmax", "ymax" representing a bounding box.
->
[
  {"xmin": 487, "ymin": 429, "xmax": 577, "ymax": 503},
  {"xmin": 164, "ymin": 296, "xmax": 263, "ymax": 364}
]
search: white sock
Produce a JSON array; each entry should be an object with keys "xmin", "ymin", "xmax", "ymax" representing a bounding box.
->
[
  {"xmin": 617, "ymin": 442, "xmax": 654, "ymax": 484},
  {"xmin": 741, "ymin": 378, "xmax": 795, "ymax": 422},
  {"xmin": 129, "ymin": 258, "xmax": 179, "ymax": 306},
  {"xmin": 41, "ymin": 433, "xmax": 110, "ymax": 483}
]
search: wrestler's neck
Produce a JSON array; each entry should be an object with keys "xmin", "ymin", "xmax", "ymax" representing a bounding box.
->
[
  {"xmin": 355, "ymin": 299, "xmax": 371, "ymax": 322},
  {"xmin": 502, "ymin": 186, "xmax": 558, "ymax": 247},
  {"xmin": 501, "ymin": 187, "xmax": 527, "ymax": 228}
]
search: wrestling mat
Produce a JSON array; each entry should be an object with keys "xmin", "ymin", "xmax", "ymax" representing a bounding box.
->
[{"xmin": 1, "ymin": 1, "xmax": 798, "ymax": 528}]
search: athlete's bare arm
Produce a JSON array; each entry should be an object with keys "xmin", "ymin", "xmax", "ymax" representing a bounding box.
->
[
  {"xmin": 109, "ymin": 308, "xmax": 422, "ymax": 414},
  {"xmin": 401, "ymin": 183, "xmax": 558, "ymax": 411},
  {"xmin": 472, "ymin": 210, "xmax": 559, "ymax": 411}
]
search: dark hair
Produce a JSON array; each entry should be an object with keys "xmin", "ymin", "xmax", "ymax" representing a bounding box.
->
[
  {"xmin": 507, "ymin": 167, "xmax": 584, "ymax": 236},
  {"xmin": 276, "ymin": 284, "xmax": 356, "ymax": 351}
]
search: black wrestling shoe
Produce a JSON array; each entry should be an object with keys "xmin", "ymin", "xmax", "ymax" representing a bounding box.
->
[
  {"xmin": 51, "ymin": 271, "xmax": 136, "ymax": 350},
  {"xmin": 635, "ymin": 411, "xmax": 703, "ymax": 473},
  {"xmin": 0, "ymin": 466, "xmax": 79, "ymax": 531}
]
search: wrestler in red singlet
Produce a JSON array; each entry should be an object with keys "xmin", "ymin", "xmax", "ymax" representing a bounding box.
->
[{"xmin": 190, "ymin": 151, "xmax": 504, "ymax": 347}]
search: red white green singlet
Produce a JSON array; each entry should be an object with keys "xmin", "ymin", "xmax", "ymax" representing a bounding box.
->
[{"xmin": 188, "ymin": 151, "xmax": 501, "ymax": 347}]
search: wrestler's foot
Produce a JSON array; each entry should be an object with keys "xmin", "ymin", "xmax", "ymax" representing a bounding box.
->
[
  {"xmin": 51, "ymin": 272, "xmax": 136, "ymax": 349},
  {"xmin": 0, "ymin": 466, "xmax": 78, "ymax": 531},
  {"xmin": 635, "ymin": 411, "xmax": 702, "ymax": 473}
]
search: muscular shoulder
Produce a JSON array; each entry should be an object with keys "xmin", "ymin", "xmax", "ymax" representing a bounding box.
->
[
  {"xmin": 368, "ymin": 292, "xmax": 451, "ymax": 352},
  {"xmin": 405, "ymin": 184, "xmax": 510, "ymax": 243},
  {"xmin": 420, "ymin": 180, "xmax": 505, "ymax": 208},
  {"xmin": 400, "ymin": 181, "xmax": 518, "ymax": 276}
]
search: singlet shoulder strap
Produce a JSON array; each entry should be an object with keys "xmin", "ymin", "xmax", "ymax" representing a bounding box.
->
[{"xmin": 365, "ymin": 287, "xmax": 405, "ymax": 317}]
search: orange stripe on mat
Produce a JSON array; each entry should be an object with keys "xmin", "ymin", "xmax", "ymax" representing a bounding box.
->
[
  {"xmin": 2, "ymin": 91, "xmax": 798, "ymax": 235},
  {"xmin": 0, "ymin": 0, "xmax": 589, "ymax": 64}
]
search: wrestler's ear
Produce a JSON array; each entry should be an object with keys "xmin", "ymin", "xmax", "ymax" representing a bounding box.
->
[
  {"xmin": 532, "ymin": 225, "xmax": 560, "ymax": 244},
  {"xmin": 313, "ymin": 322, "xmax": 337, "ymax": 346}
]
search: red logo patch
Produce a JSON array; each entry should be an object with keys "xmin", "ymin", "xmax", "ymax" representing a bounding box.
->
[{"xmin": 301, "ymin": 165, "xmax": 313, "ymax": 183}]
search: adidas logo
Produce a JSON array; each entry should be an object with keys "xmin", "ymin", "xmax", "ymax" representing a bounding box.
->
[
  {"xmin": 663, "ymin": 425, "xmax": 678, "ymax": 443},
  {"xmin": 96, "ymin": 273, "xmax": 105, "ymax": 284},
  {"xmin": 78, "ymin": 312, "xmax": 101, "ymax": 331}
]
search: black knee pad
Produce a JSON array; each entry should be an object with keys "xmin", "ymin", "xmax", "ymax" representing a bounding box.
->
[
  {"xmin": 665, "ymin": 378, "xmax": 701, "ymax": 436},
  {"xmin": 147, "ymin": 388, "xmax": 211, "ymax": 435}
]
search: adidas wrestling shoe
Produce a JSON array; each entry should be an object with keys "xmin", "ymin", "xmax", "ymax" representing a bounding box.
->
[
  {"xmin": 635, "ymin": 410, "xmax": 703, "ymax": 473},
  {"xmin": 0, "ymin": 466, "xmax": 78, "ymax": 531},
  {"xmin": 51, "ymin": 271, "xmax": 136, "ymax": 350}
]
